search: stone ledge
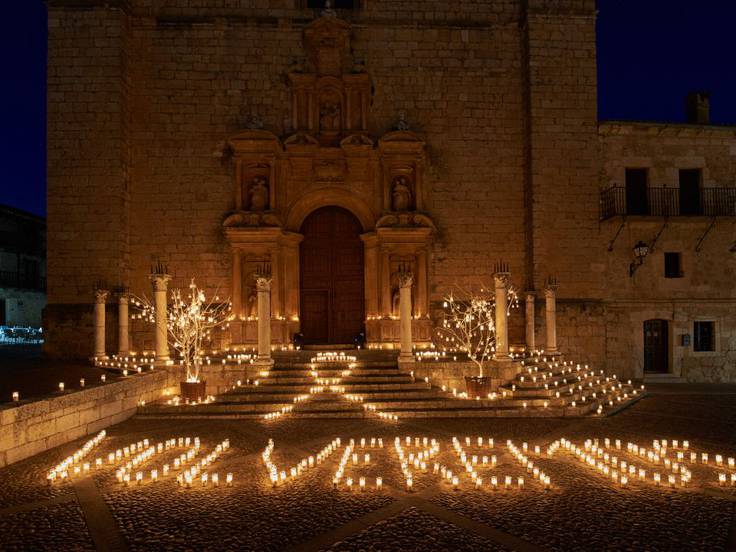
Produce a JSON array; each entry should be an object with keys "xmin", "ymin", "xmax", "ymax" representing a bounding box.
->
[{"xmin": 0, "ymin": 369, "xmax": 179, "ymax": 468}]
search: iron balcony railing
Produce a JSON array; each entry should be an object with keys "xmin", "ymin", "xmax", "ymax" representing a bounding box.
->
[{"xmin": 600, "ymin": 186, "xmax": 736, "ymax": 220}]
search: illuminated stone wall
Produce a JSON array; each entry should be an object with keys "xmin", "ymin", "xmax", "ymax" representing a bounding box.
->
[{"xmin": 45, "ymin": 1, "xmax": 736, "ymax": 381}]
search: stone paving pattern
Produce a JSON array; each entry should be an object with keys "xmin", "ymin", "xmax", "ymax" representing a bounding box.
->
[{"xmin": 0, "ymin": 389, "xmax": 735, "ymax": 550}]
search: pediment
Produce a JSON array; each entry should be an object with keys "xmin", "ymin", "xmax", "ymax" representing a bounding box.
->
[
  {"xmin": 223, "ymin": 210, "xmax": 283, "ymax": 228},
  {"xmin": 284, "ymin": 133, "xmax": 320, "ymax": 152},
  {"xmin": 340, "ymin": 133, "xmax": 374, "ymax": 150},
  {"xmin": 228, "ymin": 129, "xmax": 282, "ymax": 155},
  {"xmin": 376, "ymin": 213, "xmax": 436, "ymax": 232},
  {"xmin": 378, "ymin": 130, "xmax": 425, "ymax": 155}
]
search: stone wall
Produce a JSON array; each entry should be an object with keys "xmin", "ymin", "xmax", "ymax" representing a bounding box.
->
[{"xmin": 0, "ymin": 369, "xmax": 179, "ymax": 468}]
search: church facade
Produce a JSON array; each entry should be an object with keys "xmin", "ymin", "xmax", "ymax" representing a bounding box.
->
[{"xmin": 45, "ymin": 0, "xmax": 736, "ymax": 382}]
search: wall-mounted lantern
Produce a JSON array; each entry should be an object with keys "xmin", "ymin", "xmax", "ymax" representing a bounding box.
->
[{"xmin": 629, "ymin": 240, "xmax": 649, "ymax": 277}]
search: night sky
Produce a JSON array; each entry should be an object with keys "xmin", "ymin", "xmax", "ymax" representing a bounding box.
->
[{"xmin": 1, "ymin": 1, "xmax": 734, "ymax": 218}]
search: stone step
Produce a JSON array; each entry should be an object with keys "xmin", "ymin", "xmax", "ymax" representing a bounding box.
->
[
  {"xmin": 223, "ymin": 390, "xmax": 446, "ymax": 402},
  {"xmin": 231, "ymin": 382, "xmax": 432, "ymax": 393},
  {"xmin": 257, "ymin": 375, "xmax": 416, "ymax": 385}
]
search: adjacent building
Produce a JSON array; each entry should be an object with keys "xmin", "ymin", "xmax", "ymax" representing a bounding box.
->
[
  {"xmin": 0, "ymin": 204, "xmax": 46, "ymax": 328},
  {"xmin": 45, "ymin": 0, "xmax": 736, "ymax": 382}
]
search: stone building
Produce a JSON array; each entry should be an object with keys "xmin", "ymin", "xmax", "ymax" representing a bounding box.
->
[
  {"xmin": 0, "ymin": 205, "xmax": 46, "ymax": 328},
  {"xmin": 45, "ymin": 0, "xmax": 736, "ymax": 382}
]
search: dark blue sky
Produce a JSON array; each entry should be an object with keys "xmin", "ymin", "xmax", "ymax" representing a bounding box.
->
[{"xmin": 1, "ymin": 1, "xmax": 735, "ymax": 218}]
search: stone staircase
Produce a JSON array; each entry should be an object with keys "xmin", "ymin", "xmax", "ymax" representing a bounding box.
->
[{"xmin": 136, "ymin": 349, "xmax": 644, "ymax": 419}]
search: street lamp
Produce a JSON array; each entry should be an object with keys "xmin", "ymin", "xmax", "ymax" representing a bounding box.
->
[{"xmin": 629, "ymin": 240, "xmax": 649, "ymax": 277}]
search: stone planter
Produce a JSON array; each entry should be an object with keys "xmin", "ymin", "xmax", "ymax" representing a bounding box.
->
[
  {"xmin": 464, "ymin": 376, "xmax": 492, "ymax": 399},
  {"xmin": 180, "ymin": 380, "xmax": 207, "ymax": 402}
]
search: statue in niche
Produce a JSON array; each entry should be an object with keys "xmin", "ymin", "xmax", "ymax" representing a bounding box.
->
[
  {"xmin": 391, "ymin": 175, "xmax": 413, "ymax": 212},
  {"xmin": 390, "ymin": 264, "xmax": 414, "ymax": 316},
  {"xmin": 320, "ymin": 99, "xmax": 341, "ymax": 132},
  {"xmin": 394, "ymin": 110, "xmax": 410, "ymax": 131},
  {"xmin": 249, "ymin": 175, "xmax": 269, "ymax": 211},
  {"xmin": 244, "ymin": 272, "xmax": 258, "ymax": 319}
]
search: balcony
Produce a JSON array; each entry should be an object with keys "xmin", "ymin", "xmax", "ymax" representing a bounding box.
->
[{"xmin": 600, "ymin": 186, "xmax": 736, "ymax": 220}]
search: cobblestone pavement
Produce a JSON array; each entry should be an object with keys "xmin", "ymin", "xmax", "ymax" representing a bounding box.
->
[{"xmin": 1, "ymin": 388, "xmax": 736, "ymax": 551}]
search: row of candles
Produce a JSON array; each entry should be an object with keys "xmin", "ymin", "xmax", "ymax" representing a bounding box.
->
[
  {"xmin": 47, "ymin": 430, "xmax": 107, "ymax": 482},
  {"xmin": 176, "ymin": 439, "xmax": 231, "ymax": 487},
  {"xmin": 264, "ymin": 438, "xmax": 344, "ymax": 486},
  {"xmin": 115, "ymin": 437, "xmax": 199, "ymax": 484},
  {"xmin": 551, "ymin": 438, "xmax": 696, "ymax": 487}
]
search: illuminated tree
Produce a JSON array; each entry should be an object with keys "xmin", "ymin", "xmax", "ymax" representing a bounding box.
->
[
  {"xmin": 435, "ymin": 284, "xmax": 519, "ymax": 377},
  {"xmin": 134, "ymin": 279, "xmax": 231, "ymax": 382}
]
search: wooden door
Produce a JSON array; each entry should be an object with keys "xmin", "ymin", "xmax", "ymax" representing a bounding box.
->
[
  {"xmin": 644, "ymin": 319, "xmax": 669, "ymax": 373},
  {"xmin": 679, "ymin": 169, "xmax": 702, "ymax": 215},
  {"xmin": 300, "ymin": 207, "xmax": 365, "ymax": 344}
]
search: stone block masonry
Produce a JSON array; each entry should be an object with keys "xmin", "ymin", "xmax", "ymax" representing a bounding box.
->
[{"xmin": 0, "ymin": 369, "xmax": 180, "ymax": 468}]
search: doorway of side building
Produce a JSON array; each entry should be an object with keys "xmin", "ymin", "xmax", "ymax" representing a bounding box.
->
[
  {"xmin": 643, "ymin": 319, "xmax": 669, "ymax": 373},
  {"xmin": 299, "ymin": 206, "xmax": 365, "ymax": 344}
]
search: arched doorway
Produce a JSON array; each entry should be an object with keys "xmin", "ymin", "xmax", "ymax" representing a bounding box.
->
[{"xmin": 299, "ymin": 206, "xmax": 365, "ymax": 344}]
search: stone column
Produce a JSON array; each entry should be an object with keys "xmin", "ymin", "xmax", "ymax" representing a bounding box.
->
[
  {"xmin": 94, "ymin": 289, "xmax": 108, "ymax": 359},
  {"xmin": 493, "ymin": 266, "xmax": 510, "ymax": 361},
  {"xmin": 398, "ymin": 268, "xmax": 414, "ymax": 365},
  {"xmin": 117, "ymin": 292, "xmax": 129, "ymax": 356},
  {"xmin": 255, "ymin": 271, "xmax": 274, "ymax": 367},
  {"xmin": 150, "ymin": 273, "xmax": 172, "ymax": 362},
  {"xmin": 544, "ymin": 278, "xmax": 559, "ymax": 354},
  {"xmin": 525, "ymin": 292, "xmax": 535, "ymax": 352},
  {"xmin": 231, "ymin": 250, "xmax": 242, "ymax": 316}
]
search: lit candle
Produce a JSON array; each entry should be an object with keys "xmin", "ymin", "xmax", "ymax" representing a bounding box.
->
[
  {"xmin": 226, "ymin": 473, "xmax": 233, "ymax": 486},
  {"xmin": 376, "ymin": 476, "xmax": 383, "ymax": 490},
  {"xmin": 12, "ymin": 391, "xmax": 19, "ymax": 402},
  {"xmin": 59, "ymin": 382, "xmax": 65, "ymax": 392}
]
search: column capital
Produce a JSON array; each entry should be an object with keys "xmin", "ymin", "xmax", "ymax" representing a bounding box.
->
[
  {"xmin": 544, "ymin": 276, "xmax": 559, "ymax": 293},
  {"xmin": 94, "ymin": 289, "xmax": 109, "ymax": 304},
  {"xmin": 256, "ymin": 275, "xmax": 272, "ymax": 292},
  {"xmin": 150, "ymin": 273, "xmax": 172, "ymax": 291},
  {"xmin": 525, "ymin": 291, "xmax": 536, "ymax": 300},
  {"xmin": 398, "ymin": 271, "xmax": 413, "ymax": 289}
]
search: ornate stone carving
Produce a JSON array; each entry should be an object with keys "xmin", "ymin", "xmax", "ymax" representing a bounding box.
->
[
  {"xmin": 244, "ymin": 113, "xmax": 264, "ymax": 130},
  {"xmin": 314, "ymin": 159, "xmax": 346, "ymax": 182},
  {"xmin": 303, "ymin": 16, "xmax": 351, "ymax": 77},
  {"xmin": 95, "ymin": 289, "xmax": 109, "ymax": 304}
]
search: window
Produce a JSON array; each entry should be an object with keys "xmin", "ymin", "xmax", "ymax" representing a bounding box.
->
[
  {"xmin": 693, "ymin": 321, "xmax": 715, "ymax": 352},
  {"xmin": 625, "ymin": 168, "xmax": 648, "ymax": 215},
  {"xmin": 664, "ymin": 252, "xmax": 683, "ymax": 278}
]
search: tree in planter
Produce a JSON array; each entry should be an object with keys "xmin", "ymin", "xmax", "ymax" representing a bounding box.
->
[
  {"xmin": 133, "ymin": 279, "xmax": 231, "ymax": 386},
  {"xmin": 434, "ymin": 283, "xmax": 519, "ymax": 396}
]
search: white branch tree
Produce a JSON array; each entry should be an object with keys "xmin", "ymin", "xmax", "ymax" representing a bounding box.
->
[
  {"xmin": 133, "ymin": 279, "xmax": 231, "ymax": 382},
  {"xmin": 434, "ymin": 283, "xmax": 519, "ymax": 377}
]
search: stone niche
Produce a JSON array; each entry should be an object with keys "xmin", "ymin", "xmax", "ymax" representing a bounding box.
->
[{"xmin": 222, "ymin": 14, "xmax": 435, "ymax": 349}]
